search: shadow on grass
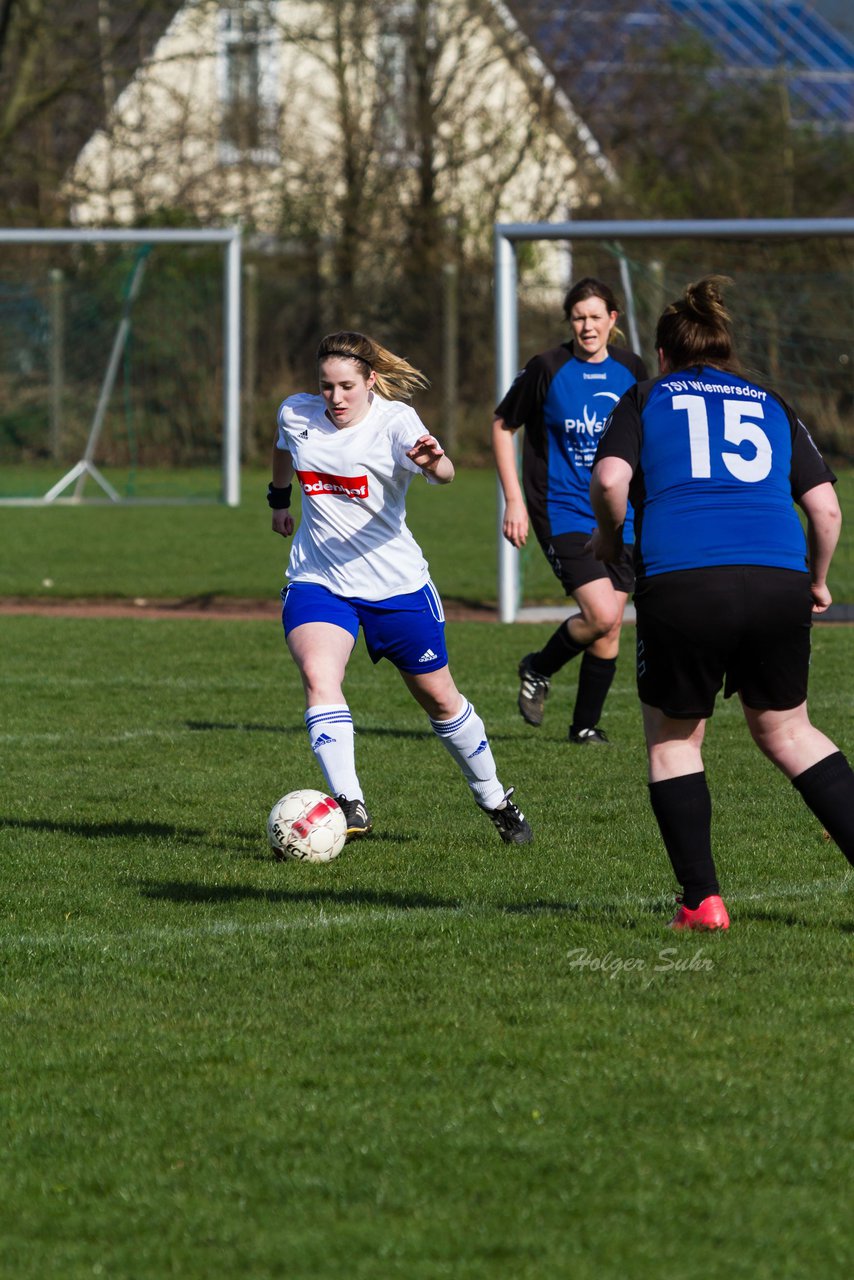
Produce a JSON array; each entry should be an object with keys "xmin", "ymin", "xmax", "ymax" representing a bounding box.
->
[
  {"xmin": 187, "ymin": 719, "xmax": 441, "ymax": 742},
  {"xmin": 505, "ymin": 899, "xmax": 581, "ymax": 915},
  {"xmin": 187, "ymin": 720, "xmax": 303, "ymax": 735},
  {"xmin": 2, "ymin": 814, "xmax": 426, "ymax": 854},
  {"xmin": 137, "ymin": 878, "xmax": 463, "ymax": 911},
  {"xmin": 2, "ymin": 816, "xmax": 206, "ymax": 840},
  {"xmin": 252, "ymin": 826, "xmax": 422, "ymax": 854},
  {"xmin": 735, "ymin": 905, "xmax": 853, "ymax": 931},
  {"xmin": 137, "ymin": 880, "xmax": 670, "ymax": 922}
]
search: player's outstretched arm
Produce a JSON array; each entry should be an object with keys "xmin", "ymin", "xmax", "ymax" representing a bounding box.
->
[
  {"xmin": 492, "ymin": 417, "xmax": 528, "ymax": 548},
  {"xmin": 589, "ymin": 456, "xmax": 632, "ymax": 562},
  {"xmin": 270, "ymin": 444, "xmax": 295, "ymax": 538},
  {"xmin": 799, "ymin": 480, "xmax": 842, "ymax": 612},
  {"xmin": 406, "ymin": 433, "xmax": 455, "ymax": 484}
]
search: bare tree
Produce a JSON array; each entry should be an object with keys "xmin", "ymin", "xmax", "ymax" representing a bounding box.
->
[
  {"xmin": 0, "ymin": 0, "xmax": 178, "ymax": 223},
  {"xmin": 267, "ymin": 1, "xmax": 591, "ymax": 317}
]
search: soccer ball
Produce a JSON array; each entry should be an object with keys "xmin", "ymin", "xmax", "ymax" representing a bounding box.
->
[{"xmin": 267, "ymin": 789, "xmax": 347, "ymax": 864}]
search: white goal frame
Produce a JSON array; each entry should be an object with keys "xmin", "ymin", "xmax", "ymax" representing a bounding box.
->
[
  {"xmin": 0, "ymin": 226, "xmax": 242, "ymax": 507},
  {"xmin": 494, "ymin": 216, "xmax": 854, "ymax": 622}
]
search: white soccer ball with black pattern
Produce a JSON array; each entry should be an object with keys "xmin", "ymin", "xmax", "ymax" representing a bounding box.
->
[{"xmin": 267, "ymin": 789, "xmax": 347, "ymax": 863}]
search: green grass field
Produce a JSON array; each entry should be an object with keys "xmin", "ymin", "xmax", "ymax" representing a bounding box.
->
[
  {"xmin": 1, "ymin": 463, "xmax": 854, "ymax": 607},
  {"xmin": 1, "ymin": 470, "xmax": 853, "ymax": 1278}
]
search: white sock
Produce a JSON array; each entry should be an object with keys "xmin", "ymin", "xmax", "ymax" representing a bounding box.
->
[
  {"xmin": 429, "ymin": 698, "xmax": 506, "ymax": 810},
  {"xmin": 304, "ymin": 704, "xmax": 362, "ymax": 801}
]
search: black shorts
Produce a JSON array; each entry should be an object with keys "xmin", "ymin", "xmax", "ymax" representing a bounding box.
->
[
  {"xmin": 634, "ymin": 566, "xmax": 813, "ymax": 719},
  {"xmin": 540, "ymin": 531, "xmax": 635, "ymax": 596}
]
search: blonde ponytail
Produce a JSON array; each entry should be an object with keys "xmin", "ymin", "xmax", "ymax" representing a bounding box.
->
[{"xmin": 317, "ymin": 332, "xmax": 430, "ymax": 401}]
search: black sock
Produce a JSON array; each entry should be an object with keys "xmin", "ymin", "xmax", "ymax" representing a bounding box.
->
[
  {"xmin": 648, "ymin": 772, "xmax": 719, "ymax": 909},
  {"xmin": 571, "ymin": 652, "xmax": 616, "ymax": 732},
  {"xmin": 791, "ymin": 751, "xmax": 854, "ymax": 866},
  {"xmin": 531, "ymin": 621, "xmax": 586, "ymax": 678}
]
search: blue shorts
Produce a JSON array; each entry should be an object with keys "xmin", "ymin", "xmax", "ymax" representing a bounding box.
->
[{"xmin": 282, "ymin": 581, "xmax": 449, "ymax": 674}]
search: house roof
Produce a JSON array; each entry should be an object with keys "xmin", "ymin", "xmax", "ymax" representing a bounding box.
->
[{"xmin": 504, "ymin": 0, "xmax": 854, "ymax": 131}]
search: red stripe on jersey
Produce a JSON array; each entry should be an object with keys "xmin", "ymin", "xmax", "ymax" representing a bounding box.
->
[{"xmin": 297, "ymin": 469, "xmax": 369, "ymax": 499}]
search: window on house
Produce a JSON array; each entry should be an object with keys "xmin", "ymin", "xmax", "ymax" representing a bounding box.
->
[{"xmin": 218, "ymin": 4, "xmax": 279, "ymax": 163}]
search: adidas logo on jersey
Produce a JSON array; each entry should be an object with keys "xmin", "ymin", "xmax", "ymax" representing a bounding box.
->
[
  {"xmin": 312, "ymin": 732, "xmax": 335, "ymax": 748},
  {"xmin": 296, "ymin": 429, "xmax": 309, "ymax": 440},
  {"xmin": 467, "ymin": 739, "xmax": 488, "ymax": 759},
  {"xmin": 418, "ymin": 648, "xmax": 438, "ymax": 663}
]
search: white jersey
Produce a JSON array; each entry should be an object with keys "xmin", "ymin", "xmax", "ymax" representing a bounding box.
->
[{"xmin": 275, "ymin": 391, "xmax": 438, "ymax": 601}]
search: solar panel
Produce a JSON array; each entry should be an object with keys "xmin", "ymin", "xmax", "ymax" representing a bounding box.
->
[
  {"xmin": 510, "ymin": 1, "xmax": 853, "ymax": 128},
  {"xmin": 666, "ymin": 1, "xmax": 854, "ymax": 123}
]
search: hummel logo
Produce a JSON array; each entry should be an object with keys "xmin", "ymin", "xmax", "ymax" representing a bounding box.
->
[
  {"xmin": 312, "ymin": 733, "xmax": 335, "ymax": 747},
  {"xmin": 418, "ymin": 649, "xmax": 438, "ymax": 663},
  {"xmin": 467, "ymin": 739, "xmax": 488, "ymax": 759}
]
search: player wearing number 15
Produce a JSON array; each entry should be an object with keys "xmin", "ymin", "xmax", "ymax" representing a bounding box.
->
[{"xmin": 590, "ymin": 276, "xmax": 854, "ymax": 930}]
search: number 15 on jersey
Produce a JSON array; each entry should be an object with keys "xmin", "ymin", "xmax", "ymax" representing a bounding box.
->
[{"xmin": 673, "ymin": 394, "xmax": 772, "ymax": 483}]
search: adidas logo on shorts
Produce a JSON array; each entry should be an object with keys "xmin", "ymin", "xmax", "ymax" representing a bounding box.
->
[
  {"xmin": 296, "ymin": 429, "xmax": 309, "ymax": 440},
  {"xmin": 418, "ymin": 648, "xmax": 438, "ymax": 663}
]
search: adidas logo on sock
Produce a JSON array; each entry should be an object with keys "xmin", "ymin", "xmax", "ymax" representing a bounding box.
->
[
  {"xmin": 418, "ymin": 648, "xmax": 438, "ymax": 663},
  {"xmin": 312, "ymin": 732, "xmax": 335, "ymax": 748},
  {"xmin": 467, "ymin": 739, "xmax": 488, "ymax": 759}
]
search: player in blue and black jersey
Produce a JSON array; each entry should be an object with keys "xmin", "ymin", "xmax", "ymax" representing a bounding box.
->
[
  {"xmin": 590, "ymin": 275, "xmax": 854, "ymax": 931},
  {"xmin": 493, "ymin": 278, "xmax": 648, "ymax": 743}
]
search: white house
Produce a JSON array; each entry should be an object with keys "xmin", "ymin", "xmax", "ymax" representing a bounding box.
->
[{"xmin": 67, "ymin": 0, "xmax": 612, "ymax": 277}]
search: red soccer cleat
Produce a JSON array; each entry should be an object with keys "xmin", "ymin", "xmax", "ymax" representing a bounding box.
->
[{"xmin": 668, "ymin": 894, "xmax": 730, "ymax": 931}]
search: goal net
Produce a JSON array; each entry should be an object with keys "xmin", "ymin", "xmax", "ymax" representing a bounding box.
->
[
  {"xmin": 494, "ymin": 218, "xmax": 854, "ymax": 620},
  {"xmin": 0, "ymin": 228, "xmax": 242, "ymax": 505}
]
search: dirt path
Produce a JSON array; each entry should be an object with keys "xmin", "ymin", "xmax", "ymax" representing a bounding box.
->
[{"xmin": 0, "ymin": 595, "xmax": 500, "ymax": 622}]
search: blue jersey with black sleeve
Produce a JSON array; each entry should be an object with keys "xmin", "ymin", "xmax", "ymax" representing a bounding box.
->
[
  {"xmin": 495, "ymin": 343, "xmax": 647, "ymax": 543},
  {"xmin": 594, "ymin": 365, "xmax": 836, "ymax": 578}
]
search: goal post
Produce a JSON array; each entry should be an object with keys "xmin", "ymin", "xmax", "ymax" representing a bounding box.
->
[
  {"xmin": 0, "ymin": 226, "xmax": 242, "ymax": 507},
  {"xmin": 494, "ymin": 217, "xmax": 854, "ymax": 622}
]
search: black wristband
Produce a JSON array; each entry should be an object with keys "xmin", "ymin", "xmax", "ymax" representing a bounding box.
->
[{"xmin": 267, "ymin": 482, "xmax": 292, "ymax": 510}]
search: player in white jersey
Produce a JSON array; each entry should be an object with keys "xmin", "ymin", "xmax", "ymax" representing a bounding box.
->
[{"xmin": 269, "ymin": 330, "xmax": 532, "ymax": 847}]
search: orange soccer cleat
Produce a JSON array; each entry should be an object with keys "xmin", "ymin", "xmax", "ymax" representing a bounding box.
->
[{"xmin": 668, "ymin": 894, "xmax": 730, "ymax": 931}]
